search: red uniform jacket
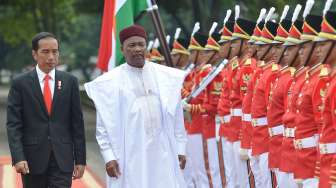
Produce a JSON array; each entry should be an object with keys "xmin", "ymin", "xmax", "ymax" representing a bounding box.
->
[
  {"xmin": 251, "ymin": 62, "xmax": 279, "ymax": 155},
  {"xmin": 240, "ymin": 58, "xmax": 259, "ymax": 149},
  {"xmin": 294, "ymin": 66, "xmax": 321, "ymax": 179},
  {"xmin": 267, "ymin": 67, "xmax": 295, "ymax": 169},
  {"xmin": 202, "ymin": 64, "xmax": 224, "ymax": 139},
  {"xmin": 313, "ymin": 66, "xmax": 333, "ymax": 188},
  {"xmin": 217, "ymin": 67, "xmax": 231, "ymax": 139},
  {"xmin": 188, "ymin": 65, "xmax": 212, "ymax": 134},
  {"xmin": 280, "ymin": 67, "xmax": 306, "ymax": 173},
  {"xmin": 228, "ymin": 57, "xmax": 244, "ymax": 142}
]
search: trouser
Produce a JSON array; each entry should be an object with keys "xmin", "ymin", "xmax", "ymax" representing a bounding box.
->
[
  {"xmin": 274, "ymin": 170, "xmax": 298, "ymax": 188},
  {"xmin": 233, "ymin": 141, "xmax": 249, "ymax": 188},
  {"xmin": 183, "ymin": 135, "xmax": 197, "ymax": 188},
  {"xmin": 250, "ymin": 152, "xmax": 272, "ymax": 188},
  {"xmin": 187, "ymin": 134, "xmax": 209, "ymax": 188},
  {"xmin": 206, "ymin": 137, "xmax": 222, "ymax": 188},
  {"xmin": 21, "ymin": 151, "xmax": 72, "ymax": 188},
  {"xmin": 301, "ymin": 178, "xmax": 319, "ymax": 188},
  {"xmin": 221, "ymin": 137, "xmax": 236, "ymax": 188}
]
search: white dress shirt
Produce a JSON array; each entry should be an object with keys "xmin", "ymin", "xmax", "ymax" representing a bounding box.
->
[{"xmin": 36, "ymin": 65, "xmax": 55, "ymax": 98}]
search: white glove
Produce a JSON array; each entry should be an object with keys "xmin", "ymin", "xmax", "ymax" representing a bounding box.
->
[{"xmin": 239, "ymin": 148, "xmax": 249, "ymax": 160}]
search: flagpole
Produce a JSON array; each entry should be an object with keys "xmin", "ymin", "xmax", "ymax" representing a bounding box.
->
[{"xmin": 146, "ymin": 0, "xmax": 174, "ymax": 67}]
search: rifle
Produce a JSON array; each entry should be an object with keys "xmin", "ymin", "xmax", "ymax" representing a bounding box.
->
[{"xmin": 185, "ymin": 59, "xmax": 228, "ymax": 102}]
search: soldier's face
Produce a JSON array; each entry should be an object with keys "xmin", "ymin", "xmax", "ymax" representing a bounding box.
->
[
  {"xmin": 298, "ymin": 41, "xmax": 314, "ymax": 66},
  {"xmin": 171, "ymin": 53, "xmax": 189, "ymax": 69},
  {"xmin": 283, "ymin": 45, "xmax": 301, "ymax": 66},
  {"xmin": 247, "ymin": 43, "xmax": 257, "ymax": 58},
  {"xmin": 230, "ymin": 39, "xmax": 242, "ymax": 58},
  {"xmin": 218, "ymin": 41, "xmax": 231, "ymax": 60},
  {"xmin": 270, "ymin": 44, "xmax": 284, "ymax": 63},
  {"xmin": 121, "ymin": 36, "xmax": 147, "ymax": 68},
  {"xmin": 188, "ymin": 50, "xmax": 198, "ymax": 64},
  {"xmin": 198, "ymin": 50, "xmax": 216, "ymax": 65},
  {"xmin": 256, "ymin": 44, "xmax": 271, "ymax": 60},
  {"xmin": 316, "ymin": 40, "xmax": 334, "ymax": 64}
]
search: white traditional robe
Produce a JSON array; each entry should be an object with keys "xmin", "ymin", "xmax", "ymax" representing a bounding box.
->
[{"xmin": 85, "ymin": 62, "xmax": 187, "ymax": 188}]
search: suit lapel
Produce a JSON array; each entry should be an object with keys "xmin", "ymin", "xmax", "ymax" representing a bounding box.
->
[
  {"xmin": 51, "ymin": 70, "xmax": 62, "ymax": 116},
  {"xmin": 30, "ymin": 70, "xmax": 49, "ymax": 117}
]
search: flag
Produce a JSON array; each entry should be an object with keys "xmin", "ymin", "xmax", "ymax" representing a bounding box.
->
[{"xmin": 96, "ymin": 0, "xmax": 148, "ymax": 71}]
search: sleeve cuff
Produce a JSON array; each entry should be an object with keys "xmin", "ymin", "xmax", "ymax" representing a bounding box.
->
[
  {"xmin": 176, "ymin": 142, "xmax": 186, "ymax": 156},
  {"xmin": 101, "ymin": 148, "xmax": 117, "ymax": 163}
]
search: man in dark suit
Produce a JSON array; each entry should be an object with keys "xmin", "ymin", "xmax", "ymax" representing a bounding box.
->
[{"xmin": 6, "ymin": 32, "xmax": 86, "ymax": 188}]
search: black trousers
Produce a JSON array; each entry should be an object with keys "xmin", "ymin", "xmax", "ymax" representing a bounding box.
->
[{"xmin": 21, "ymin": 151, "xmax": 72, "ymax": 188}]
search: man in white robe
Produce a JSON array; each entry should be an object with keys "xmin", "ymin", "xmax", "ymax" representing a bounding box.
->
[{"xmin": 84, "ymin": 25, "xmax": 187, "ymax": 188}]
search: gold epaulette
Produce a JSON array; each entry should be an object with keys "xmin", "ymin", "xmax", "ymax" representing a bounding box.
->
[
  {"xmin": 243, "ymin": 58, "xmax": 252, "ymax": 66},
  {"xmin": 271, "ymin": 63, "xmax": 280, "ymax": 72},
  {"xmin": 257, "ymin": 60, "xmax": 266, "ymax": 67},
  {"xmin": 319, "ymin": 65, "xmax": 331, "ymax": 77},
  {"xmin": 230, "ymin": 56, "xmax": 239, "ymax": 70}
]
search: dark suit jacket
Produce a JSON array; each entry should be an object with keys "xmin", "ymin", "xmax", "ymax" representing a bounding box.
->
[{"xmin": 6, "ymin": 69, "xmax": 86, "ymax": 174}]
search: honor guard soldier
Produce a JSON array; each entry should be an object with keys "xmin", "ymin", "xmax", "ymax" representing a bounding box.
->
[
  {"xmin": 313, "ymin": 4, "xmax": 336, "ymax": 187},
  {"xmin": 228, "ymin": 5, "xmax": 256, "ymax": 188},
  {"xmin": 292, "ymin": 0, "xmax": 323, "ymax": 186}
]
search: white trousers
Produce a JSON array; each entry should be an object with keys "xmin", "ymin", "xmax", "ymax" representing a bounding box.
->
[
  {"xmin": 187, "ymin": 134, "xmax": 209, "ymax": 188},
  {"xmin": 206, "ymin": 138, "xmax": 222, "ymax": 188},
  {"xmin": 233, "ymin": 141, "xmax": 250, "ymax": 188},
  {"xmin": 301, "ymin": 178, "xmax": 319, "ymax": 188},
  {"xmin": 250, "ymin": 152, "xmax": 272, "ymax": 188},
  {"xmin": 184, "ymin": 135, "xmax": 197, "ymax": 188},
  {"xmin": 221, "ymin": 137, "xmax": 236, "ymax": 188},
  {"xmin": 274, "ymin": 170, "xmax": 298, "ymax": 188}
]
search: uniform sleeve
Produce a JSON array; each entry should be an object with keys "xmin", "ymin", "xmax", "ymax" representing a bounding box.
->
[
  {"xmin": 174, "ymin": 91, "xmax": 188, "ymax": 156},
  {"xmin": 85, "ymin": 81, "xmax": 121, "ymax": 163}
]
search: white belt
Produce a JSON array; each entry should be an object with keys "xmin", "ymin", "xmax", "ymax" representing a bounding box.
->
[
  {"xmin": 283, "ymin": 128, "xmax": 295, "ymax": 138},
  {"xmin": 252, "ymin": 117, "xmax": 268, "ymax": 127},
  {"xmin": 242, "ymin": 114, "xmax": 252, "ymax": 122},
  {"xmin": 295, "ymin": 135, "xmax": 319, "ymax": 149},
  {"xmin": 230, "ymin": 108, "xmax": 243, "ymax": 117},
  {"xmin": 268, "ymin": 124, "xmax": 284, "ymax": 137},
  {"xmin": 223, "ymin": 115, "xmax": 231, "ymax": 123},
  {"xmin": 319, "ymin": 143, "xmax": 336, "ymax": 154}
]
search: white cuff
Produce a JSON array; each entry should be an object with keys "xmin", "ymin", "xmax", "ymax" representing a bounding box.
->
[
  {"xmin": 101, "ymin": 148, "xmax": 117, "ymax": 163},
  {"xmin": 176, "ymin": 142, "xmax": 187, "ymax": 156}
]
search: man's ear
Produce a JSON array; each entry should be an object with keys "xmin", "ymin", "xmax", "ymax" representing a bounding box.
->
[{"xmin": 32, "ymin": 50, "xmax": 37, "ymax": 61}]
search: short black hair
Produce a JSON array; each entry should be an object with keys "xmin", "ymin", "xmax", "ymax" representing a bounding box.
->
[{"xmin": 32, "ymin": 32, "xmax": 58, "ymax": 51}]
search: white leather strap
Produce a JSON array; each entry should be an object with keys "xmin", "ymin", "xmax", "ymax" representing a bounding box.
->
[
  {"xmin": 230, "ymin": 108, "xmax": 243, "ymax": 117},
  {"xmin": 319, "ymin": 143, "xmax": 336, "ymax": 154},
  {"xmin": 252, "ymin": 117, "xmax": 268, "ymax": 127},
  {"xmin": 295, "ymin": 135, "xmax": 319, "ymax": 149},
  {"xmin": 242, "ymin": 114, "xmax": 252, "ymax": 122},
  {"xmin": 268, "ymin": 124, "xmax": 284, "ymax": 137},
  {"xmin": 283, "ymin": 128, "xmax": 295, "ymax": 138}
]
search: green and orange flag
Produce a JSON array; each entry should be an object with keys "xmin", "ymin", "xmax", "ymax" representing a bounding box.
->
[{"xmin": 96, "ymin": 0, "xmax": 148, "ymax": 71}]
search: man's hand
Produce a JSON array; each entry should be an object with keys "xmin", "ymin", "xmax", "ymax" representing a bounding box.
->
[
  {"xmin": 178, "ymin": 155, "xmax": 186, "ymax": 170},
  {"xmin": 239, "ymin": 148, "xmax": 249, "ymax": 161},
  {"xmin": 14, "ymin": 161, "xmax": 29, "ymax": 174},
  {"xmin": 183, "ymin": 104, "xmax": 192, "ymax": 112},
  {"xmin": 106, "ymin": 160, "xmax": 121, "ymax": 178},
  {"xmin": 72, "ymin": 165, "xmax": 85, "ymax": 180}
]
